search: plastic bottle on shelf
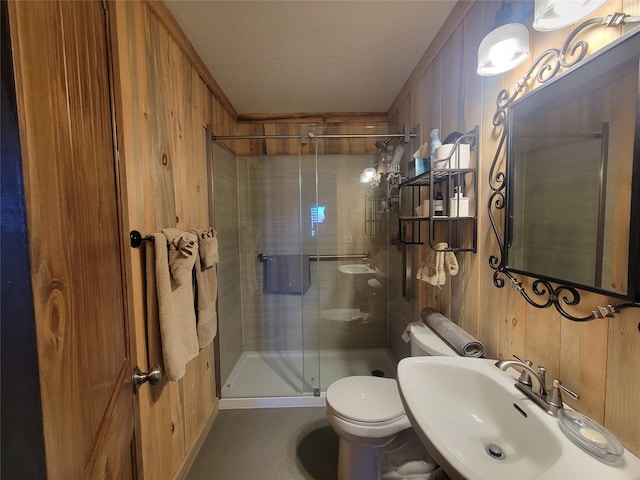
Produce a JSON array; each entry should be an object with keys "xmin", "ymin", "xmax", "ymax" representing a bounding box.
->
[
  {"xmin": 434, "ymin": 189, "xmax": 444, "ymax": 216},
  {"xmin": 450, "ymin": 186, "xmax": 469, "ymax": 217},
  {"xmin": 430, "ymin": 129, "xmax": 442, "ymax": 157}
]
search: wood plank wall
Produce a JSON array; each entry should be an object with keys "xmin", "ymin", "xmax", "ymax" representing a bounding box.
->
[
  {"xmin": 388, "ymin": 0, "xmax": 640, "ymax": 455},
  {"xmin": 108, "ymin": 2, "xmax": 235, "ymax": 478}
]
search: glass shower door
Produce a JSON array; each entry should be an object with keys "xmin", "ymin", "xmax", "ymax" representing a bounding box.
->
[
  {"xmin": 213, "ymin": 127, "xmax": 394, "ymax": 399},
  {"xmin": 214, "ymin": 135, "xmax": 320, "ymax": 398},
  {"xmin": 300, "ymin": 150, "xmax": 321, "ymax": 395},
  {"xmin": 238, "ymin": 150, "xmax": 319, "ymax": 396}
]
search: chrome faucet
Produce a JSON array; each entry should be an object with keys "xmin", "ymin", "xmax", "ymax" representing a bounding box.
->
[
  {"xmin": 495, "ymin": 359, "xmax": 545, "ymax": 396},
  {"xmin": 363, "ymin": 256, "xmax": 375, "ymax": 270},
  {"xmin": 495, "ymin": 356, "xmax": 579, "ymax": 417}
]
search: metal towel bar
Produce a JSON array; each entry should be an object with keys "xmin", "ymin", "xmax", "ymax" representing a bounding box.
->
[
  {"xmin": 256, "ymin": 252, "xmax": 368, "ymax": 262},
  {"xmin": 130, "ymin": 230, "xmax": 154, "ymax": 248}
]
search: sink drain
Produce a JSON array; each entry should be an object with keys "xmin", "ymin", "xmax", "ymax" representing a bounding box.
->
[{"xmin": 486, "ymin": 444, "xmax": 505, "ymax": 460}]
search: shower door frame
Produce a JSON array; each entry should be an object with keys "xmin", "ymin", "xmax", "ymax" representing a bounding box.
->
[{"xmin": 210, "ymin": 128, "xmax": 415, "ymax": 401}]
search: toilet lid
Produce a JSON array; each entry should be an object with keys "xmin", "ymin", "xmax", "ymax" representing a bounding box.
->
[{"xmin": 326, "ymin": 376, "xmax": 404, "ymax": 423}]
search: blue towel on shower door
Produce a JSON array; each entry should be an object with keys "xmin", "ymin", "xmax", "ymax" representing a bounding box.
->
[{"xmin": 263, "ymin": 255, "xmax": 311, "ymax": 295}]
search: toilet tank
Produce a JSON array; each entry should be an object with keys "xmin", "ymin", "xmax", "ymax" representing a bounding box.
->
[{"xmin": 409, "ymin": 323, "xmax": 458, "ymax": 357}]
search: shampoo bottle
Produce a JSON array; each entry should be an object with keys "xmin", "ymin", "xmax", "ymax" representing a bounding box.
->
[{"xmin": 434, "ymin": 189, "xmax": 444, "ymax": 216}]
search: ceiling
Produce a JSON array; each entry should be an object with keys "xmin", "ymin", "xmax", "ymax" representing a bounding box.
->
[{"xmin": 163, "ymin": 1, "xmax": 458, "ymax": 115}]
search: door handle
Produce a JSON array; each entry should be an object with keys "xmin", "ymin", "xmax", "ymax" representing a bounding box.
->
[{"xmin": 133, "ymin": 365, "xmax": 163, "ymax": 394}]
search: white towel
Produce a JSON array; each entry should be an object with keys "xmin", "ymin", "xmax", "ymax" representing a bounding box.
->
[
  {"xmin": 402, "ymin": 321, "xmax": 425, "ymax": 343},
  {"xmin": 444, "ymin": 248, "xmax": 459, "ymax": 278},
  {"xmin": 163, "ymin": 228, "xmax": 197, "ymax": 286},
  {"xmin": 151, "ymin": 230, "xmax": 200, "ymax": 381},
  {"xmin": 417, "ymin": 242, "xmax": 458, "ymax": 286},
  {"xmin": 191, "ymin": 228, "xmax": 219, "ymax": 349},
  {"xmin": 145, "ymin": 238, "xmax": 162, "ymax": 368},
  {"xmin": 198, "ymin": 227, "xmax": 219, "ymax": 269}
]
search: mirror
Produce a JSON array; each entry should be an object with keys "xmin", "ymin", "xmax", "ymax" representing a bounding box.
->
[{"xmin": 505, "ymin": 30, "xmax": 640, "ymax": 302}]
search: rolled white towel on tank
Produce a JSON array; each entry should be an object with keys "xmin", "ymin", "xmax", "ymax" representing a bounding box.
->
[{"xmin": 420, "ymin": 307, "xmax": 485, "ymax": 358}]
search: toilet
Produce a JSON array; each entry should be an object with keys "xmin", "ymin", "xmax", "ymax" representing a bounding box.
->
[{"xmin": 326, "ymin": 322, "xmax": 457, "ymax": 480}]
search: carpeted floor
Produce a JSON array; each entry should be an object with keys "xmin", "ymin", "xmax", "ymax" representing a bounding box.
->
[{"xmin": 186, "ymin": 407, "xmax": 339, "ymax": 480}]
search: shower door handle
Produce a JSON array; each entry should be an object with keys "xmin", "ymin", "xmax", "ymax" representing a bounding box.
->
[{"xmin": 133, "ymin": 365, "xmax": 163, "ymax": 394}]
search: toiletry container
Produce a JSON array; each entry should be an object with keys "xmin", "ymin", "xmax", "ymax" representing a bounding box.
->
[
  {"xmin": 432, "ymin": 143, "xmax": 470, "ymax": 169},
  {"xmin": 430, "ymin": 129, "xmax": 442, "ymax": 157},
  {"xmin": 449, "ymin": 187, "xmax": 469, "ymax": 217},
  {"xmin": 415, "ymin": 200, "xmax": 430, "ymax": 217},
  {"xmin": 434, "ymin": 190, "xmax": 444, "ymax": 216}
]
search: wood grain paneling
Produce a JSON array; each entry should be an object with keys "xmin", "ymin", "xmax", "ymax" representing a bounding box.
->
[
  {"xmin": 388, "ymin": 0, "xmax": 640, "ymax": 456},
  {"xmin": 605, "ymin": 308, "xmax": 640, "ymax": 451},
  {"xmin": 9, "ymin": 1, "xmax": 135, "ymax": 477},
  {"xmin": 109, "ymin": 1, "xmax": 222, "ymax": 478}
]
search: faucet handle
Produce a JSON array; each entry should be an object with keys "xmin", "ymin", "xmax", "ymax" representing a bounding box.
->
[
  {"xmin": 547, "ymin": 379, "xmax": 580, "ymax": 409},
  {"xmin": 557, "ymin": 380, "xmax": 579, "ymax": 400}
]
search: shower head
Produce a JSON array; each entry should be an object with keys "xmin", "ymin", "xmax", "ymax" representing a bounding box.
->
[{"xmin": 375, "ymin": 137, "xmax": 393, "ymax": 150}]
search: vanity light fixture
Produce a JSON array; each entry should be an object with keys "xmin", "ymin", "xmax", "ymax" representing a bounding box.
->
[
  {"xmin": 477, "ymin": 23, "xmax": 530, "ymax": 76},
  {"xmin": 533, "ymin": 0, "xmax": 607, "ymax": 31},
  {"xmin": 477, "ymin": 1, "xmax": 533, "ymax": 76}
]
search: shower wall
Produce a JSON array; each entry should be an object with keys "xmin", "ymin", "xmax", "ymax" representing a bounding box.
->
[
  {"xmin": 213, "ymin": 129, "xmax": 396, "ymax": 388},
  {"xmin": 237, "ymin": 153, "xmax": 387, "ymax": 351}
]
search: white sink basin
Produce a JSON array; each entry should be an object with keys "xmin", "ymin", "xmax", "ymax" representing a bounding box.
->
[
  {"xmin": 397, "ymin": 357, "xmax": 640, "ymax": 480},
  {"xmin": 338, "ymin": 264, "xmax": 377, "ymax": 275}
]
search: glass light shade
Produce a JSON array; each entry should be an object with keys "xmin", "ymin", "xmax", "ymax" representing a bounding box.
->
[
  {"xmin": 533, "ymin": 0, "xmax": 607, "ymax": 31},
  {"xmin": 477, "ymin": 23, "xmax": 530, "ymax": 76},
  {"xmin": 360, "ymin": 167, "xmax": 376, "ymax": 183}
]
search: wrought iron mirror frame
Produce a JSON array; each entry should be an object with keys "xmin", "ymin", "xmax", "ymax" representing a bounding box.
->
[{"xmin": 488, "ymin": 14, "xmax": 640, "ymax": 321}]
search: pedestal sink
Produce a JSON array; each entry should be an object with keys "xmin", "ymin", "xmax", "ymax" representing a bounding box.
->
[
  {"xmin": 397, "ymin": 357, "xmax": 640, "ymax": 480},
  {"xmin": 338, "ymin": 264, "xmax": 377, "ymax": 275}
]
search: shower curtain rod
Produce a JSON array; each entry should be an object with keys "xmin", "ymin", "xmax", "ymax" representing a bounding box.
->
[{"xmin": 211, "ymin": 132, "xmax": 415, "ymax": 141}]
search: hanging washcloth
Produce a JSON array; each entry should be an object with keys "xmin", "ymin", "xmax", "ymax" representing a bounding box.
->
[
  {"xmin": 198, "ymin": 227, "xmax": 219, "ymax": 269},
  {"xmin": 191, "ymin": 228, "xmax": 219, "ymax": 349},
  {"xmin": 445, "ymin": 247, "xmax": 459, "ymax": 277},
  {"xmin": 150, "ymin": 230, "xmax": 200, "ymax": 381},
  {"xmin": 417, "ymin": 242, "xmax": 445, "ymax": 286},
  {"xmin": 163, "ymin": 228, "xmax": 198, "ymax": 285},
  {"xmin": 417, "ymin": 242, "xmax": 458, "ymax": 287}
]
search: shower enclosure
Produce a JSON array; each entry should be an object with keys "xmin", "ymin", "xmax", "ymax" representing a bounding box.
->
[{"xmin": 211, "ymin": 126, "xmax": 411, "ymax": 405}]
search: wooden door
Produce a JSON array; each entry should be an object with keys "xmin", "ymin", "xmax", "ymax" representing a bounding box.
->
[{"xmin": 8, "ymin": 1, "xmax": 136, "ymax": 478}]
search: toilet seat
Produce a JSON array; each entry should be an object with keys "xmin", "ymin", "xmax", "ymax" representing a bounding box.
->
[
  {"xmin": 327, "ymin": 376, "xmax": 404, "ymax": 423},
  {"xmin": 326, "ymin": 376, "xmax": 411, "ymax": 439}
]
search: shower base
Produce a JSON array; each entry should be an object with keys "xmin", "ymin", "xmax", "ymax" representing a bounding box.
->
[{"xmin": 220, "ymin": 348, "xmax": 396, "ymax": 409}]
